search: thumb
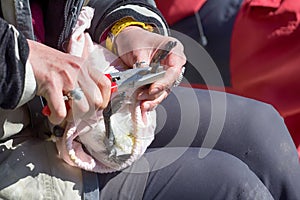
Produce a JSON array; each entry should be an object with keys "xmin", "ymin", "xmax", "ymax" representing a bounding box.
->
[
  {"xmin": 149, "ymin": 65, "xmax": 179, "ymax": 95},
  {"xmin": 129, "ymin": 49, "xmax": 152, "ymax": 68}
]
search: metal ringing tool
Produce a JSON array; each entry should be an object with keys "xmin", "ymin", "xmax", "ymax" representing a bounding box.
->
[
  {"xmin": 40, "ymin": 41, "xmax": 177, "ymax": 147},
  {"xmin": 103, "ymin": 41, "xmax": 177, "ymax": 157}
]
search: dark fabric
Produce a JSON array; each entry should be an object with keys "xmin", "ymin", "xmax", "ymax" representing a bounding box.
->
[
  {"xmin": 98, "ymin": 148, "xmax": 273, "ymax": 200},
  {"xmin": 44, "ymin": 0, "xmax": 85, "ymax": 50},
  {"xmin": 153, "ymin": 87, "xmax": 300, "ymax": 199},
  {"xmin": 0, "ymin": 18, "xmax": 28, "ymax": 109},
  {"xmin": 82, "ymin": 170, "xmax": 100, "ymax": 200},
  {"xmin": 98, "ymin": 87, "xmax": 300, "ymax": 200},
  {"xmin": 14, "ymin": 0, "xmax": 35, "ymax": 40},
  {"xmin": 30, "ymin": 1, "xmax": 46, "ymax": 43},
  {"xmin": 230, "ymin": 0, "xmax": 300, "ymax": 157},
  {"xmin": 155, "ymin": 0, "xmax": 206, "ymax": 25},
  {"xmin": 0, "ymin": 0, "xmax": 167, "ymax": 110},
  {"xmin": 44, "ymin": 0, "xmax": 167, "ymax": 50},
  {"xmin": 0, "ymin": 3, "xmax": 2, "ymax": 19},
  {"xmin": 170, "ymin": 0, "xmax": 243, "ymax": 86},
  {"xmin": 87, "ymin": 0, "xmax": 168, "ymax": 43}
]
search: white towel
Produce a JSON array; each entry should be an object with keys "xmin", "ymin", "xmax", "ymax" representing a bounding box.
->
[{"xmin": 55, "ymin": 7, "xmax": 156, "ymax": 173}]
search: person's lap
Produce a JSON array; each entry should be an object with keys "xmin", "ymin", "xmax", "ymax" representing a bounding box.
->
[
  {"xmin": 98, "ymin": 148, "xmax": 273, "ymax": 200},
  {"xmin": 152, "ymin": 87, "xmax": 300, "ymax": 199},
  {"xmin": 1, "ymin": 87, "xmax": 299, "ymax": 199},
  {"xmin": 98, "ymin": 87, "xmax": 300, "ymax": 199}
]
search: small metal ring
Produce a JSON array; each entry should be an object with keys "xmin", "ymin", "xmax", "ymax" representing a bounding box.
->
[
  {"xmin": 173, "ymin": 67, "xmax": 185, "ymax": 87},
  {"xmin": 165, "ymin": 87, "xmax": 172, "ymax": 94},
  {"xmin": 66, "ymin": 88, "xmax": 84, "ymax": 100},
  {"xmin": 133, "ymin": 61, "xmax": 148, "ymax": 68}
]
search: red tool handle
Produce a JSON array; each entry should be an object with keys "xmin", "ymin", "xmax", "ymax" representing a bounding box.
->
[
  {"xmin": 105, "ymin": 74, "xmax": 118, "ymax": 93},
  {"xmin": 42, "ymin": 101, "xmax": 71, "ymax": 116},
  {"xmin": 42, "ymin": 74, "xmax": 118, "ymax": 116}
]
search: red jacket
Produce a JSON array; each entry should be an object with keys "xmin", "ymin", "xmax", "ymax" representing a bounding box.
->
[
  {"xmin": 156, "ymin": 0, "xmax": 206, "ymax": 25},
  {"xmin": 230, "ymin": 0, "xmax": 300, "ymax": 155},
  {"xmin": 156, "ymin": 0, "xmax": 300, "ymax": 157}
]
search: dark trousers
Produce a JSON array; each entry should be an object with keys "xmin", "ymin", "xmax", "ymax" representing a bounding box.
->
[{"xmin": 97, "ymin": 87, "xmax": 300, "ymax": 200}]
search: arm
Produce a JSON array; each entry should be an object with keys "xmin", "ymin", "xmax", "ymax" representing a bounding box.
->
[
  {"xmin": 0, "ymin": 18, "xmax": 36, "ymax": 109},
  {"xmin": 0, "ymin": 16, "xmax": 110, "ymax": 125},
  {"xmin": 87, "ymin": 0, "xmax": 168, "ymax": 43},
  {"xmin": 87, "ymin": 0, "xmax": 186, "ymax": 112}
]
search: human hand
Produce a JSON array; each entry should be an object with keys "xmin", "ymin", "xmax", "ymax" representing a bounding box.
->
[
  {"xmin": 28, "ymin": 40, "xmax": 111, "ymax": 124},
  {"xmin": 114, "ymin": 26, "xmax": 186, "ymax": 112}
]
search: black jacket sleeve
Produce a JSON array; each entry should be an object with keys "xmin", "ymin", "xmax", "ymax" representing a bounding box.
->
[
  {"xmin": 0, "ymin": 18, "xmax": 29, "ymax": 109},
  {"xmin": 44, "ymin": 0, "xmax": 168, "ymax": 50},
  {"xmin": 87, "ymin": 0, "xmax": 169, "ymax": 43}
]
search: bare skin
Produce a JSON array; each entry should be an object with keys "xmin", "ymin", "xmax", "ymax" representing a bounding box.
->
[
  {"xmin": 115, "ymin": 26, "xmax": 186, "ymax": 111},
  {"xmin": 27, "ymin": 27, "xmax": 186, "ymax": 124},
  {"xmin": 28, "ymin": 40, "xmax": 111, "ymax": 124}
]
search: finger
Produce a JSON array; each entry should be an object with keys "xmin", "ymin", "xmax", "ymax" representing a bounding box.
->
[
  {"xmin": 120, "ymin": 49, "xmax": 152, "ymax": 68},
  {"xmin": 149, "ymin": 49, "xmax": 185, "ymax": 92},
  {"xmin": 89, "ymin": 69, "xmax": 112, "ymax": 109},
  {"xmin": 140, "ymin": 90, "xmax": 170, "ymax": 112},
  {"xmin": 79, "ymin": 81, "xmax": 101, "ymax": 111},
  {"xmin": 97, "ymin": 75, "xmax": 111, "ymax": 109},
  {"xmin": 110, "ymin": 57, "xmax": 127, "ymax": 70},
  {"xmin": 161, "ymin": 51, "xmax": 186, "ymax": 71},
  {"xmin": 132, "ymin": 48, "xmax": 151, "ymax": 65},
  {"xmin": 136, "ymin": 60, "xmax": 180, "ymax": 101},
  {"xmin": 137, "ymin": 86, "xmax": 164, "ymax": 101},
  {"xmin": 45, "ymin": 87, "xmax": 67, "ymax": 125},
  {"xmin": 160, "ymin": 38, "xmax": 186, "ymax": 68},
  {"xmin": 148, "ymin": 65, "xmax": 179, "ymax": 96},
  {"xmin": 66, "ymin": 86, "xmax": 90, "ymax": 121}
]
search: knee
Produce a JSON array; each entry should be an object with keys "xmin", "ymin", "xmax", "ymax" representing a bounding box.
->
[
  {"xmin": 226, "ymin": 94, "xmax": 298, "ymax": 161},
  {"xmin": 208, "ymin": 151, "xmax": 273, "ymax": 199},
  {"xmin": 248, "ymin": 101, "xmax": 284, "ymax": 128},
  {"xmin": 142, "ymin": 148, "xmax": 273, "ymax": 199},
  {"xmin": 227, "ymin": 94, "xmax": 286, "ymax": 133}
]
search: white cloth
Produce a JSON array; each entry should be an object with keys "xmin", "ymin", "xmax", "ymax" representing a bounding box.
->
[{"xmin": 55, "ymin": 7, "xmax": 156, "ymax": 173}]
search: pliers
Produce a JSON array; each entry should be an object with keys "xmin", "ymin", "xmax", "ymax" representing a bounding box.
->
[
  {"xmin": 103, "ymin": 65, "xmax": 167, "ymax": 156},
  {"xmin": 41, "ymin": 40, "xmax": 177, "ymax": 147},
  {"xmin": 105, "ymin": 66, "xmax": 166, "ymax": 93},
  {"xmin": 103, "ymin": 41, "xmax": 177, "ymax": 159},
  {"xmin": 105, "ymin": 40, "xmax": 177, "ymax": 95}
]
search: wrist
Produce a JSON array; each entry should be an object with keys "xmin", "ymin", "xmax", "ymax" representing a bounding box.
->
[{"xmin": 105, "ymin": 17, "xmax": 153, "ymax": 54}]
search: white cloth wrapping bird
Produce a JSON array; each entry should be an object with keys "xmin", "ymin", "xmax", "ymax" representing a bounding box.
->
[{"xmin": 55, "ymin": 7, "xmax": 156, "ymax": 173}]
